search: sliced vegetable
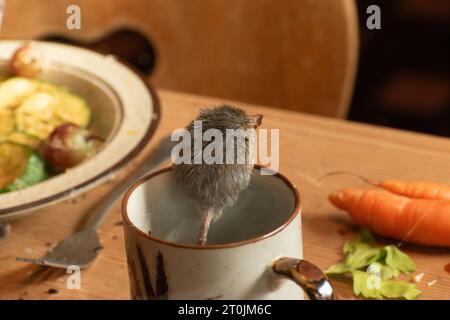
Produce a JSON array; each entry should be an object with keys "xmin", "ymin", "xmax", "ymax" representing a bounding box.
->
[
  {"xmin": 0, "ymin": 142, "xmax": 30, "ymax": 188},
  {"xmin": 0, "ymin": 152, "xmax": 47, "ymax": 193},
  {"xmin": 52, "ymin": 90, "xmax": 90, "ymax": 128},
  {"xmin": 35, "ymin": 80, "xmax": 63, "ymax": 94},
  {"xmin": 0, "ymin": 142, "xmax": 47, "ymax": 193},
  {"xmin": 0, "ymin": 77, "xmax": 37, "ymax": 110},
  {"xmin": 0, "ymin": 131, "xmax": 41, "ymax": 150},
  {"xmin": 0, "ymin": 108, "xmax": 15, "ymax": 135},
  {"xmin": 13, "ymin": 86, "xmax": 91, "ymax": 140},
  {"xmin": 0, "ymin": 74, "xmax": 94, "ymax": 194},
  {"xmin": 15, "ymin": 92, "xmax": 63, "ymax": 139},
  {"xmin": 38, "ymin": 80, "xmax": 90, "ymax": 127}
]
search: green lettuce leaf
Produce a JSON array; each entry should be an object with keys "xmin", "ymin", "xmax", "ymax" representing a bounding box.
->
[
  {"xmin": 343, "ymin": 228, "xmax": 375, "ymax": 255},
  {"xmin": 0, "ymin": 152, "xmax": 47, "ymax": 193},
  {"xmin": 380, "ymin": 279, "xmax": 422, "ymax": 300},
  {"xmin": 352, "ymin": 270, "xmax": 421, "ymax": 300},
  {"xmin": 352, "ymin": 270, "xmax": 383, "ymax": 299},
  {"xmin": 367, "ymin": 262, "xmax": 399, "ymax": 280},
  {"xmin": 345, "ymin": 246, "xmax": 384, "ymax": 270},
  {"xmin": 325, "ymin": 246, "xmax": 383, "ymax": 275},
  {"xmin": 324, "ymin": 262, "xmax": 352, "ymax": 275},
  {"xmin": 384, "ymin": 245, "xmax": 416, "ymax": 273},
  {"xmin": 326, "ymin": 229, "xmax": 421, "ymax": 300}
]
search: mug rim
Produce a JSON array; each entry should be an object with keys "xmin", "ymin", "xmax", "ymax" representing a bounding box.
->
[{"xmin": 121, "ymin": 164, "xmax": 301, "ymax": 250}]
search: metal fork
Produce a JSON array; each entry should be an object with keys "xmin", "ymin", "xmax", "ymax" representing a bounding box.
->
[{"xmin": 16, "ymin": 135, "xmax": 175, "ymax": 269}]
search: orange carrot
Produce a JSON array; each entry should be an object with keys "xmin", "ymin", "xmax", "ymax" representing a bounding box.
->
[
  {"xmin": 377, "ymin": 181, "xmax": 450, "ymax": 201},
  {"xmin": 319, "ymin": 171, "xmax": 450, "ymax": 201},
  {"xmin": 329, "ymin": 189, "xmax": 450, "ymax": 247}
]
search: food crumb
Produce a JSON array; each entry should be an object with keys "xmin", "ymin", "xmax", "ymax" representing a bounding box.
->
[
  {"xmin": 126, "ymin": 129, "xmax": 138, "ymax": 136},
  {"xmin": 114, "ymin": 221, "xmax": 123, "ymax": 226},
  {"xmin": 337, "ymin": 227, "xmax": 352, "ymax": 236},
  {"xmin": 111, "ymin": 235, "xmax": 118, "ymax": 240},
  {"xmin": 0, "ymin": 223, "xmax": 11, "ymax": 240},
  {"xmin": 47, "ymin": 288, "xmax": 58, "ymax": 294},
  {"xmin": 427, "ymin": 279, "xmax": 437, "ymax": 287},
  {"xmin": 413, "ymin": 273, "xmax": 425, "ymax": 283},
  {"xmin": 18, "ymin": 291, "xmax": 29, "ymax": 300}
]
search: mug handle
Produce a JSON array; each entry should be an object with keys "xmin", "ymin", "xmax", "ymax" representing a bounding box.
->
[{"xmin": 272, "ymin": 257, "xmax": 336, "ymax": 300}]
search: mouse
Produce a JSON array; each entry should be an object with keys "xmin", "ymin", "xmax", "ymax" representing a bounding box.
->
[{"xmin": 173, "ymin": 105, "xmax": 263, "ymax": 245}]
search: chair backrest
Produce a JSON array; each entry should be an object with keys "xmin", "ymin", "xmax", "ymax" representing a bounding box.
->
[{"xmin": 0, "ymin": 0, "xmax": 359, "ymax": 118}]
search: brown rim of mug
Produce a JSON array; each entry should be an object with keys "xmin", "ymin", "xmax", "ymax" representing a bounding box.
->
[{"xmin": 121, "ymin": 165, "xmax": 301, "ymax": 250}]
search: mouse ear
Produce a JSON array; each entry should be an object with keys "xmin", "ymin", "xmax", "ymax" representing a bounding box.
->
[{"xmin": 250, "ymin": 114, "xmax": 263, "ymax": 128}]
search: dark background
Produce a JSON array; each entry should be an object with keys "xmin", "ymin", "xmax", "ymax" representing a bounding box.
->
[{"xmin": 349, "ymin": 0, "xmax": 450, "ymax": 137}]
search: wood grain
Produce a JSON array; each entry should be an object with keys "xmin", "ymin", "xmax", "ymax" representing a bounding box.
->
[
  {"xmin": 0, "ymin": 89, "xmax": 449, "ymax": 300},
  {"xmin": 0, "ymin": 0, "xmax": 359, "ymax": 118}
]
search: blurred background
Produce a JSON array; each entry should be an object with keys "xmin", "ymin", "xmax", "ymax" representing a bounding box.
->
[
  {"xmin": 351, "ymin": 0, "xmax": 449, "ymax": 137},
  {"xmin": 0, "ymin": 0, "xmax": 448, "ymax": 137}
]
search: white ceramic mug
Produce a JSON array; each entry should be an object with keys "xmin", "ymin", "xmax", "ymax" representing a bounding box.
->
[{"xmin": 121, "ymin": 166, "xmax": 334, "ymax": 300}]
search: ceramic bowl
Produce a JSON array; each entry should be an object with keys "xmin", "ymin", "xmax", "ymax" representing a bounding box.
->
[{"xmin": 0, "ymin": 41, "xmax": 159, "ymax": 221}]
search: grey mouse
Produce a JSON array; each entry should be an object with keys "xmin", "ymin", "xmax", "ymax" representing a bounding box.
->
[{"xmin": 173, "ymin": 105, "xmax": 263, "ymax": 245}]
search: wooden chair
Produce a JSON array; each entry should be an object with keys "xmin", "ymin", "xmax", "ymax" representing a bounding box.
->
[{"xmin": 0, "ymin": 0, "xmax": 359, "ymax": 118}]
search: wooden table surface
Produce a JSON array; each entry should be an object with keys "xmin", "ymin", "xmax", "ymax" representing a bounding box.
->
[{"xmin": 1, "ymin": 89, "xmax": 449, "ymax": 300}]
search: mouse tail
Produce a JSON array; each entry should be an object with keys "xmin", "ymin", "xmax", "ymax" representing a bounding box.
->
[{"xmin": 198, "ymin": 207, "xmax": 223, "ymax": 245}]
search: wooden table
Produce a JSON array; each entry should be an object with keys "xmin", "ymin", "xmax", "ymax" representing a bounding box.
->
[{"xmin": 1, "ymin": 89, "xmax": 449, "ymax": 300}]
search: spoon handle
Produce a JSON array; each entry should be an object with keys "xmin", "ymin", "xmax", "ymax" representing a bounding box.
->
[{"xmin": 87, "ymin": 135, "xmax": 175, "ymax": 230}]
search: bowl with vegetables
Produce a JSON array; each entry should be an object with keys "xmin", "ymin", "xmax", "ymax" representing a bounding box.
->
[{"xmin": 0, "ymin": 41, "xmax": 159, "ymax": 220}]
